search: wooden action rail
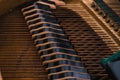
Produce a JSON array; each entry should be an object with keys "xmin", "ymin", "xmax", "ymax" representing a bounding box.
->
[
  {"xmin": 91, "ymin": 0, "xmax": 120, "ymax": 36},
  {"xmin": 22, "ymin": 0, "xmax": 91, "ymax": 80}
]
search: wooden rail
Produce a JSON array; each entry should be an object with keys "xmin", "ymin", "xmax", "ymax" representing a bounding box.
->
[{"xmin": 0, "ymin": 71, "xmax": 2, "ymax": 80}]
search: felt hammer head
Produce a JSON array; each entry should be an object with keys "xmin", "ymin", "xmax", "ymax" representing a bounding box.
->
[
  {"xmin": 39, "ymin": 0, "xmax": 66, "ymax": 9},
  {"xmin": 37, "ymin": 1, "xmax": 56, "ymax": 9},
  {"xmin": 50, "ymin": 0, "xmax": 66, "ymax": 6}
]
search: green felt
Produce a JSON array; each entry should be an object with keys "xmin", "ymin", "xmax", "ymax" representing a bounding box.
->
[{"xmin": 101, "ymin": 51, "xmax": 120, "ymax": 66}]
